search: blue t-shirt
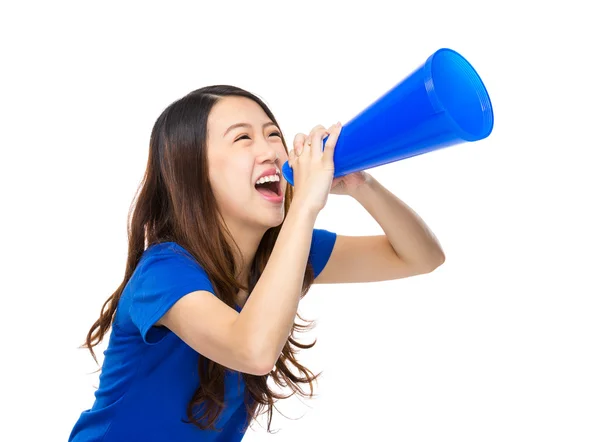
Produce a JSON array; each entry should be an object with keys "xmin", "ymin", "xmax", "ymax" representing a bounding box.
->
[{"xmin": 68, "ymin": 228, "xmax": 336, "ymax": 442}]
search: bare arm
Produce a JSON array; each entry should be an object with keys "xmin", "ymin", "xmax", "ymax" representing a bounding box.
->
[
  {"xmin": 158, "ymin": 203, "xmax": 318, "ymax": 376},
  {"xmin": 350, "ymin": 174, "xmax": 445, "ymax": 266},
  {"xmin": 314, "ymin": 174, "xmax": 445, "ymax": 284},
  {"xmin": 233, "ymin": 202, "xmax": 318, "ymax": 372}
]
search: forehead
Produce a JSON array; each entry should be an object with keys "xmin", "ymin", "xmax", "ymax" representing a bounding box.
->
[{"xmin": 208, "ymin": 96, "xmax": 269, "ymax": 132}]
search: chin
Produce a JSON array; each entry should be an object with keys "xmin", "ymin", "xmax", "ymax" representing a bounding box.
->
[
  {"xmin": 263, "ymin": 213, "xmax": 285, "ymax": 228},
  {"xmin": 254, "ymin": 210, "xmax": 284, "ymax": 230}
]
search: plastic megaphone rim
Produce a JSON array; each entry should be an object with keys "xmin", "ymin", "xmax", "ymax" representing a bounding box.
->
[{"xmin": 423, "ymin": 48, "xmax": 494, "ymax": 142}]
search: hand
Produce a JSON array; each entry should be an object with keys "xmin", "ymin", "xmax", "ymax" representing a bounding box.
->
[
  {"xmin": 288, "ymin": 122, "xmax": 342, "ymax": 215},
  {"xmin": 330, "ymin": 171, "xmax": 370, "ymax": 196}
]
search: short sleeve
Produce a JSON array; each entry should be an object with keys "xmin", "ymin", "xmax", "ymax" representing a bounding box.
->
[
  {"xmin": 128, "ymin": 244, "xmax": 215, "ymax": 345},
  {"xmin": 308, "ymin": 228, "xmax": 337, "ymax": 279}
]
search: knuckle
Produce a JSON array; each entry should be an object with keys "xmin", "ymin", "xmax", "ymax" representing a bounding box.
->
[
  {"xmin": 310, "ymin": 125, "xmax": 326, "ymax": 136},
  {"xmin": 312, "ymin": 129, "xmax": 328, "ymax": 140}
]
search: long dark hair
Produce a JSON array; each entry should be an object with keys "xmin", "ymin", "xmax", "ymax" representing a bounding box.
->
[{"xmin": 81, "ymin": 85, "xmax": 320, "ymax": 433}]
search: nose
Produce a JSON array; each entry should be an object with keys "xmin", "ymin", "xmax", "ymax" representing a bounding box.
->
[{"xmin": 256, "ymin": 146, "xmax": 279, "ymax": 164}]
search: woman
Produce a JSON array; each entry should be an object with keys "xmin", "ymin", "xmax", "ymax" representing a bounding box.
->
[{"xmin": 69, "ymin": 85, "xmax": 445, "ymax": 441}]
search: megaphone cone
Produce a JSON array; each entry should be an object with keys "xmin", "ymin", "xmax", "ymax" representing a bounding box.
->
[{"xmin": 282, "ymin": 48, "xmax": 494, "ymax": 185}]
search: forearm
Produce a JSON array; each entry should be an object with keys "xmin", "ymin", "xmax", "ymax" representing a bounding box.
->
[
  {"xmin": 236, "ymin": 203, "xmax": 317, "ymax": 369},
  {"xmin": 350, "ymin": 174, "xmax": 445, "ymax": 267}
]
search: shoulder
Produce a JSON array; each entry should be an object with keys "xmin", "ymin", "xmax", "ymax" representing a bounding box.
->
[
  {"xmin": 310, "ymin": 228, "xmax": 337, "ymax": 247},
  {"xmin": 137, "ymin": 241, "xmax": 206, "ymax": 276},
  {"xmin": 123, "ymin": 242, "xmax": 215, "ymax": 344},
  {"xmin": 309, "ymin": 228, "xmax": 337, "ymax": 278},
  {"xmin": 142, "ymin": 241, "xmax": 195, "ymax": 261},
  {"xmin": 127, "ymin": 241, "xmax": 214, "ymax": 302}
]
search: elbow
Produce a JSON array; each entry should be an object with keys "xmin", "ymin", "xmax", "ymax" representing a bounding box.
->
[
  {"xmin": 234, "ymin": 320, "xmax": 278, "ymax": 376},
  {"xmin": 248, "ymin": 353, "xmax": 276, "ymax": 376},
  {"xmin": 252, "ymin": 359, "xmax": 276, "ymax": 376},
  {"xmin": 434, "ymin": 251, "xmax": 445, "ymax": 267},
  {"xmin": 242, "ymin": 340, "xmax": 277, "ymax": 376},
  {"xmin": 421, "ymin": 251, "xmax": 445, "ymax": 273}
]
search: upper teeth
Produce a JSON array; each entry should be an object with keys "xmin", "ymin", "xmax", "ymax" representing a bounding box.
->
[{"xmin": 256, "ymin": 174, "xmax": 280, "ymax": 185}]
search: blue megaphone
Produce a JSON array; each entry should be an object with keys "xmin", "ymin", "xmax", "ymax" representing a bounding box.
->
[{"xmin": 281, "ymin": 48, "xmax": 494, "ymax": 185}]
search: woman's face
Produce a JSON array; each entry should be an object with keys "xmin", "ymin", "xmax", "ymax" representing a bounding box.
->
[{"xmin": 206, "ymin": 96, "xmax": 289, "ymax": 233}]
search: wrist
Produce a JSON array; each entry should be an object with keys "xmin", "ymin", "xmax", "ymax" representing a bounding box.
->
[
  {"xmin": 287, "ymin": 199, "xmax": 320, "ymax": 222},
  {"xmin": 348, "ymin": 172, "xmax": 376, "ymax": 200}
]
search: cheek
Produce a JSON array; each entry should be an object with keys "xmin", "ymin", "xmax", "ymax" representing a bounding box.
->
[
  {"xmin": 280, "ymin": 145, "xmax": 290, "ymax": 159},
  {"xmin": 209, "ymin": 159, "xmax": 253, "ymax": 203},
  {"xmin": 209, "ymin": 172, "xmax": 235, "ymax": 198}
]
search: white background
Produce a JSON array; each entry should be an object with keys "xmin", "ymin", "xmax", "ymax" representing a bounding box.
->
[{"xmin": 1, "ymin": 1, "xmax": 599, "ymax": 441}]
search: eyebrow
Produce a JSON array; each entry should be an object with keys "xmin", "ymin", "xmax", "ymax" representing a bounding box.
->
[{"xmin": 223, "ymin": 121, "xmax": 278, "ymax": 138}]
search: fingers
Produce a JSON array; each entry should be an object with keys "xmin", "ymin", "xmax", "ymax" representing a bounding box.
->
[
  {"xmin": 322, "ymin": 122, "xmax": 342, "ymax": 166},
  {"xmin": 291, "ymin": 122, "xmax": 341, "ymax": 167},
  {"xmin": 288, "ymin": 141, "xmax": 296, "ymax": 171},
  {"xmin": 303, "ymin": 133, "xmax": 313, "ymax": 157},
  {"xmin": 308, "ymin": 125, "xmax": 328, "ymax": 159},
  {"xmin": 292, "ymin": 133, "xmax": 306, "ymax": 159}
]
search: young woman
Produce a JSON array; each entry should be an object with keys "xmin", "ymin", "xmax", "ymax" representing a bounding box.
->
[{"xmin": 68, "ymin": 85, "xmax": 445, "ymax": 441}]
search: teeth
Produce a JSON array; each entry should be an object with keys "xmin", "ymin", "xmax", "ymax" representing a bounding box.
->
[{"xmin": 255, "ymin": 174, "xmax": 280, "ymax": 185}]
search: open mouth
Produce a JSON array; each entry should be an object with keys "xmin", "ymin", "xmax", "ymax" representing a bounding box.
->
[{"xmin": 254, "ymin": 179, "xmax": 281, "ymax": 197}]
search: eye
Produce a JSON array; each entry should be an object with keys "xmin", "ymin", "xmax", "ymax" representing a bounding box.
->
[{"xmin": 234, "ymin": 132, "xmax": 282, "ymax": 142}]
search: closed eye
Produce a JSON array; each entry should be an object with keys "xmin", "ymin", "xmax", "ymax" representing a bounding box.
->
[{"xmin": 235, "ymin": 132, "xmax": 282, "ymax": 142}]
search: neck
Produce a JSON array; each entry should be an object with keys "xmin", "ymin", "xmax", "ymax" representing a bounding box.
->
[{"xmin": 224, "ymin": 219, "xmax": 268, "ymax": 283}]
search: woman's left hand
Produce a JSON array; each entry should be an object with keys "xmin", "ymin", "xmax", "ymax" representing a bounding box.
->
[{"xmin": 330, "ymin": 170, "xmax": 370, "ymax": 196}]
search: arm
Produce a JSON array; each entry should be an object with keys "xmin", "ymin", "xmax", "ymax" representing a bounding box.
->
[
  {"xmin": 315, "ymin": 173, "xmax": 445, "ymax": 284},
  {"xmin": 158, "ymin": 202, "xmax": 318, "ymax": 376},
  {"xmin": 232, "ymin": 202, "xmax": 318, "ymax": 372}
]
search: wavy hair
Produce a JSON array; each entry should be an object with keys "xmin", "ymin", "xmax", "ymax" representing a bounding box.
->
[{"xmin": 81, "ymin": 85, "xmax": 320, "ymax": 433}]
